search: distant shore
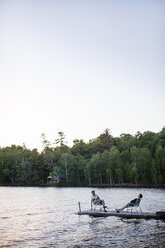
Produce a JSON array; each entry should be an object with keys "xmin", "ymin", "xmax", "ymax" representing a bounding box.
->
[{"xmin": 0, "ymin": 183, "xmax": 165, "ymax": 188}]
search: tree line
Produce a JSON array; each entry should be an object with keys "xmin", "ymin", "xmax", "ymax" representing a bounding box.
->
[{"xmin": 0, "ymin": 128, "xmax": 165, "ymax": 186}]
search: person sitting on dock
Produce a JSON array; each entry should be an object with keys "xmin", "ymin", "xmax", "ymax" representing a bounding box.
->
[
  {"xmin": 91, "ymin": 190, "xmax": 107, "ymax": 212},
  {"xmin": 115, "ymin": 193, "xmax": 143, "ymax": 213}
]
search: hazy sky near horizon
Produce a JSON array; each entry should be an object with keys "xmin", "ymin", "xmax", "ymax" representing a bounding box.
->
[{"xmin": 0, "ymin": 0, "xmax": 165, "ymax": 151}]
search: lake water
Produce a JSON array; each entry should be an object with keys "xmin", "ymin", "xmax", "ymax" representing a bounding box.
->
[{"xmin": 0, "ymin": 187, "xmax": 165, "ymax": 248}]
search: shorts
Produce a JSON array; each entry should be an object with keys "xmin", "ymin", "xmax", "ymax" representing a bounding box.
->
[
  {"xmin": 125, "ymin": 202, "xmax": 134, "ymax": 208},
  {"xmin": 94, "ymin": 200, "xmax": 102, "ymax": 205}
]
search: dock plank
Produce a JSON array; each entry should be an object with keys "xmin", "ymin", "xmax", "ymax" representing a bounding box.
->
[{"xmin": 78, "ymin": 210, "xmax": 165, "ymax": 219}]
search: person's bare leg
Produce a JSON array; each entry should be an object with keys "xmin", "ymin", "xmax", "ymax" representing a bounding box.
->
[
  {"xmin": 101, "ymin": 200, "xmax": 107, "ymax": 211},
  {"xmin": 102, "ymin": 200, "xmax": 105, "ymax": 207},
  {"xmin": 116, "ymin": 205, "xmax": 125, "ymax": 212}
]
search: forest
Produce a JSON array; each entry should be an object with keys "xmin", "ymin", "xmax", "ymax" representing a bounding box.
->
[{"xmin": 0, "ymin": 128, "xmax": 165, "ymax": 187}]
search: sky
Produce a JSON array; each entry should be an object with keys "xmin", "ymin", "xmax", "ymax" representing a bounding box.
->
[{"xmin": 0, "ymin": 0, "xmax": 165, "ymax": 151}]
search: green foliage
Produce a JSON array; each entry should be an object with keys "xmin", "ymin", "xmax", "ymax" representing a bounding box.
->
[
  {"xmin": 0, "ymin": 128, "xmax": 165, "ymax": 186},
  {"xmin": 155, "ymin": 144, "xmax": 165, "ymax": 184},
  {"xmin": 136, "ymin": 147, "xmax": 152, "ymax": 184}
]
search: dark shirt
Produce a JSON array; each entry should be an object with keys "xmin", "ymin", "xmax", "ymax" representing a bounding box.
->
[{"xmin": 130, "ymin": 198, "xmax": 137, "ymax": 205}]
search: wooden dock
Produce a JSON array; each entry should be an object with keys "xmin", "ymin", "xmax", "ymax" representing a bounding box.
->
[{"xmin": 78, "ymin": 209, "xmax": 165, "ymax": 220}]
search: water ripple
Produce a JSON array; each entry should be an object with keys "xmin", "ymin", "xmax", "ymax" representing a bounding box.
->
[{"xmin": 0, "ymin": 187, "xmax": 165, "ymax": 248}]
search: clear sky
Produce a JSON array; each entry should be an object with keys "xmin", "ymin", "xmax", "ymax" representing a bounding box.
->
[{"xmin": 0, "ymin": 0, "xmax": 165, "ymax": 151}]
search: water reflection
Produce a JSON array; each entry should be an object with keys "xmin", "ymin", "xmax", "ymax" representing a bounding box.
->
[{"xmin": 0, "ymin": 187, "xmax": 165, "ymax": 248}]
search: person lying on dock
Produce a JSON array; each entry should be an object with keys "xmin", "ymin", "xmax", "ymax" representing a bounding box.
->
[
  {"xmin": 115, "ymin": 193, "xmax": 143, "ymax": 213},
  {"xmin": 91, "ymin": 190, "xmax": 107, "ymax": 212}
]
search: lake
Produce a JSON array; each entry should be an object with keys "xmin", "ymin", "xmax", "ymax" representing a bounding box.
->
[{"xmin": 0, "ymin": 187, "xmax": 165, "ymax": 248}]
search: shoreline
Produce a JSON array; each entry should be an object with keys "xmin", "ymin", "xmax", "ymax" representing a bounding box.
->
[{"xmin": 0, "ymin": 183, "xmax": 165, "ymax": 188}]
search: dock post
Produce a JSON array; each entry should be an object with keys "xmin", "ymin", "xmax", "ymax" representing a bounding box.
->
[{"xmin": 78, "ymin": 201, "xmax": 81, "ymax": 212}]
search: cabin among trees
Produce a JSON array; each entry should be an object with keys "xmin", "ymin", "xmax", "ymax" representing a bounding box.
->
[
  {"xmin": 0, "ymin": 128, "xmax": 165, "ymax": 187},
  {"xmin": 47, "ymin": 175, "xmax": 59, "ymax": 184},
  {"xmin": 47, "ymin": 173, "xmax": 66, "ymax": 184}
]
